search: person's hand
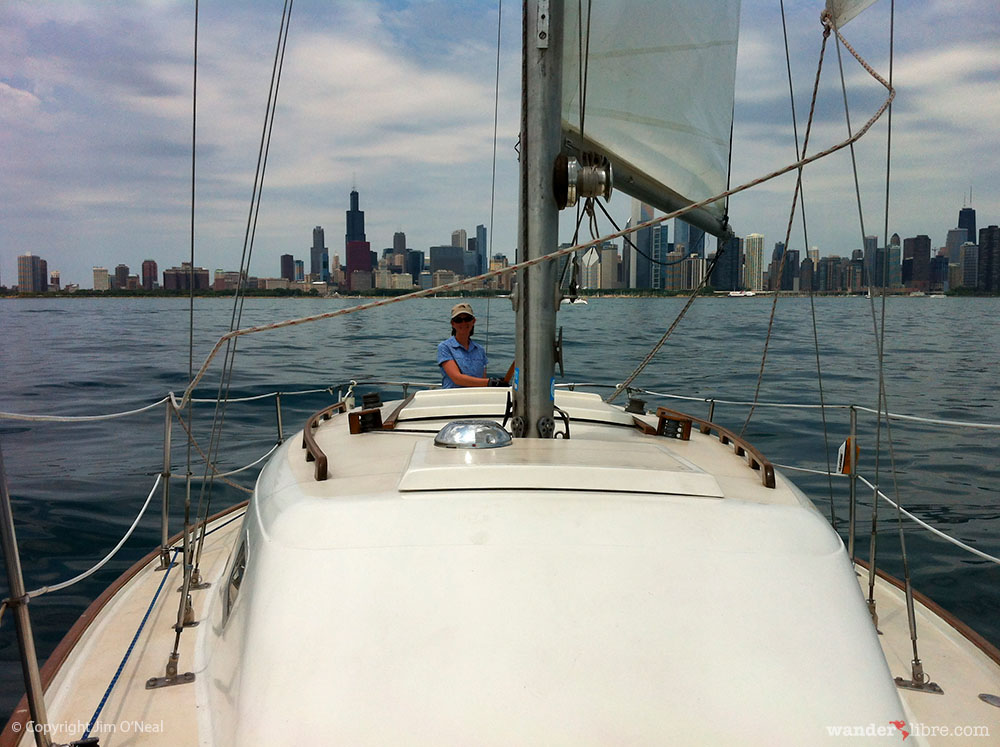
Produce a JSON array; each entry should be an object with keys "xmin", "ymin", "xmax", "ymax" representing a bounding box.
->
[{"xmin": 487, "ymin": 377, "xmax": 506, "ymax": 387}]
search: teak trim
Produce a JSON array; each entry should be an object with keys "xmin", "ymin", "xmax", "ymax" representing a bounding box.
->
[
  {"xmin": 654, "ymin": 406, "xmax": 776, "ymax": 489},
  {"xmin": 302, "ymin": 400, "xmax": 348, "ymax": 481}
]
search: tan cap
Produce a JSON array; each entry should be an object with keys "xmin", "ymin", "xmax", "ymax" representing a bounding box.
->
[{"xmin": 450, "ymin": 302, "xmax": 475, "ymax": 320}]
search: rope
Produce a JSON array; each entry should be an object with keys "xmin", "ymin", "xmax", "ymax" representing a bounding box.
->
[
  {"xmin": 0, "ymin": 397, "xmax": 171, "ymax": 423},
  {"xmin": 769, "ymin": 464, "xmax": 1000, "ymax": 566},
  {"xmin": 82, "ymin": 548, "xmax": 179, "ymax": 740},
  {"xmin": 24, "ymin": 475, "xmax": 161, "ymax": 600},
  {"xmin": 857, "ymin": 476, "xmax": 1000, "ymax": 566},
  {"xmin": 178, "ymin": 19, "xmax": 894, "ymax": 410},
  {"xmin": 187, "ymin": 443, "xmax": 278, "ymax": 479},
  {"xmin": 5, "ymin": 387, "xmax": 995, "ymax": 430},
  {"xmin": 169, "ymin": 405, "xmax": 254, "ymax": 495}
]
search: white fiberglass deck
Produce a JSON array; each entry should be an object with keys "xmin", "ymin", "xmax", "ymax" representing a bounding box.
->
[{"xmin": 8, "ymin": 388, "xmax": 998, "ymax": 745}]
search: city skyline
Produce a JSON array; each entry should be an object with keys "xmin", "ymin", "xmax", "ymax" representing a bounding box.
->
[{"xmin": 2, "ymin": 1, "xmax": 998, "ymax": 287}]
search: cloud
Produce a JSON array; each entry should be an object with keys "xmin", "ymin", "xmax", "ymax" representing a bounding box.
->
[{"xmin": 1, "ymin": 0, "xmax": 997, "ymax": 288}]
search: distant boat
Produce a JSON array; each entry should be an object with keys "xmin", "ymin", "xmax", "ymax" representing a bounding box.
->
[
  {"xmin": 727, "ymin": 290, "xmax": 756, "ymax": 297},
  {"xmin": 560, "ymin": 297, "xmax": 589, "ymax": 305}
]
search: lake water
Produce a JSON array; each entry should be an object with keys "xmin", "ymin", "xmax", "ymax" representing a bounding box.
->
[{"xmin": 1, "ymin": 294, "xmax": 998, "ymax": 720}]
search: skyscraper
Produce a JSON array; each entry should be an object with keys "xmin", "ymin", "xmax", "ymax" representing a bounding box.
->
[
  {"xmin": 674, "ymin": 218, "xmax": 705, "ymax": 259},
  {"xmin": 476, "ymin": 224, "xmax": 487, "ymax": 277},
  {"xmin": 710, "ymin": 235, "xmax": 742, "ymax": 291},
  {"xmin": 977, "ymin": 225, "xmax": 999, "ymax": 293},
  {"xmin": 744, "ymin": 234, "xmax": 765, "ymax": 291},
  {"xmin": 280, "ymin": 254, "xmax": 295, "ymax": 282},
  {"xmin": 311, "ymin": 227, "xmax": 328, "ymax": 281},
  {"xmin": 945, "ymin": 228, "xmax": 968, "ymax": 263},
  {"xmin": 888, "ymin": 233, "xmax": 902, "ymax": 288},
  {"xmin": 113, "ymin": 264, "xmax": 129, "ymax": 290},
  {"xmin": 346, "ymin": 191, "xmax": 366, "ymax": 244},
  {"xmin": 345, "ymin": 241, "xmax": 372, "ymax": 291},
  {"xmin": 451, "ymin": 229, "xmax": 467, "ymax": 250},
  {"xmin": 904, "ymin": 235, "xmax": 931, "ymax": 291},
  {"xmin": 629, "ymin": 200, "xmax": 653, "ymax": 289},
  {"xmin": 17, "ymin": 253, "xmax": 47, "ymax": 293},
  {"xmin": 141, "ymin": 260, "xmax": 158, "ymax": 291},
  {"xmin": 862, "ymin": 235, "xmax": 877, "ymax": 285},
  {"xmin": 651, "ymin": 222, "xmax": 669, "ymax": 290},
  {"xmin": 93, "ymin": 267, "xmax": 110, "ymax": 291},
  {"xmin": 429, "ymin": 245, "xmax": 465, "ymax": 275},
  {"xmin": 958, "ymin": 206, "xmax": 976, "ymax": 244},
  {"xmin": 393, "ymin": 231, "xmax": 406, "ymax": 255},
  {"xmin": 780, "ymin": 249, "xmax": 800, "ymax": 291}
]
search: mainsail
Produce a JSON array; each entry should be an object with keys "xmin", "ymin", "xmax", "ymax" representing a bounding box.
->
[{"xmin": 561, "ymin": 1, "xmax": 742, "ymax": 238}]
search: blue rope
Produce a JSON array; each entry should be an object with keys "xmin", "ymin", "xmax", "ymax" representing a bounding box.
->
[{"xmin": 83, "ymin": 548, "xmax": 179, "ymax": 739}]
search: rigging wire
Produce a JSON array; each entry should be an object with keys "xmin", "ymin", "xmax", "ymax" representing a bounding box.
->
[
  {"xmin": 851, "ymin": 0, "xmax": 923, "ymax": 675},
  {"xmin": 740, "ymin": 21, "xmax": 831, "ymax": 437},
  {"xmin": 173, "ymin": 0, "xmax": 200, "ymax": 669},
  {"xmin": 193, "ymin": 0, "xmax": 295, "ymax": 577},
  {"xmin": 485, "ymin": 0, "xmax": 503, "ymax": 359},
  {"xmin": 777, "ymin": 0, "xmax": 837, "ymax": 529}
]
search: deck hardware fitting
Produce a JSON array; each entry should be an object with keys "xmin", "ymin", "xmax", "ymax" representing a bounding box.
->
[{"xmin": 146, "ymin": 652, "xmax": 195, "ymax": 690}]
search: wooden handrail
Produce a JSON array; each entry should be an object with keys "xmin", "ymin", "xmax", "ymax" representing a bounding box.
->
[
  {"xmin": 302, "ymin": 401, "xmax": 348, "ymax": 481},
  {"xmin": 654, "ymin": 406, "xmax": 776, "ymax": 488}
]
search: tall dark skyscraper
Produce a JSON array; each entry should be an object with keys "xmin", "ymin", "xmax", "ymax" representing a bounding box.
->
[
  {"xmin": 476, "ymin": 224, "xmax": 487, "ymax": 276},
  {"xmin": 311, "ymin": 226, "xmax": 328, "ymax": 281},
  {"xmin": 280, "ymin": 254, "xmax": 295, "ymax": 282},
  {"xmin": 346, "ymin": 190, "xmax": 366, "ymax": 244},
  {"xmin": 904, "ymin": 235, "xmax": 931, "ymax": 291},
  {"xmin": 959, "ymin": 206, "xmax": 976, "ymax": 244},
  {"xmin": 977, "ymin": 225, "xmax": 999, "ymax": 293},
  {"xmin": 17, "ymin": 253, "xmax": 47, "ymax": 293},
  {"xmin": 393, "ymin": 231, "xmax": 406, "ymax": 255},
  {"xmin": 710, "ymin": 235, "xmax": 742, "ymax": 291},
  {"xmin": 629, "ymin": 201, "xmax": 653, "ymax": 288}
]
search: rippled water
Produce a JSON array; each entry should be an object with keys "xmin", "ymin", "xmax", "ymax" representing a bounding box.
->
[{"xmin": 1, "ymin": 295, "xmax": 998, "ymax": 719}]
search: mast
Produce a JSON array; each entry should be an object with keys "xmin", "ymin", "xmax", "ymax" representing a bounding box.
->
[{"xmin": 514, "ymin": 0, "xmax": 563, "ymax": 438}]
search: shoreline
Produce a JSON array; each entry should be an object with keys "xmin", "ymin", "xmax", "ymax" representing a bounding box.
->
[{"xmin": 2, "ymin": 290, "xmax": 993, "ymax": 300}]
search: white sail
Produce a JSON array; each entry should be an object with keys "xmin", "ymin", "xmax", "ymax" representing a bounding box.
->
[
  {"xmin": 826, "ymin": 0, "xmax": 881, "ymax": 27},
  {"xmin": 561, "ymin": 1, "xmax": 741, "ymax": 236}
]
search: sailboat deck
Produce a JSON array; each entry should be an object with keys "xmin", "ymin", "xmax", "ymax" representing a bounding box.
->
[
  {"xmin": 6, "ymin": 388, "xmax": 998, "ymax": 744},
  {"xmin": 5, "ymin": 508, "xmax": 244, "ymax": 747},
  {"xmin": 297, "ymin": 388, "xmax": 804, "ymax": 508}
]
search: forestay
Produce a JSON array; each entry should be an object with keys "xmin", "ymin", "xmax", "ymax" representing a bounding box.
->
[{"xmin": 561, "ymin": 0, "xmax": 741, "ymax": 236}]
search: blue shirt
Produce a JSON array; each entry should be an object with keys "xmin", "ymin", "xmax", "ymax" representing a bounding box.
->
[{"xmin": 437, "ymin": 336, "xmax": 487, "ymax": 388}]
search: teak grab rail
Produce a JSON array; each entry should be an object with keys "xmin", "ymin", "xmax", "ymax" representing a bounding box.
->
[
  {"xmin": 653, "ymin": 406, "xmax": 776, "ymax": 489},
  {"xmin": 302, "ymin": 401, "xmax": 348, "ymax": 481}
]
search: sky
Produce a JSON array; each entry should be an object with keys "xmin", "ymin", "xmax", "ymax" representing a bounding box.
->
[{"xmin": 1, "ymin": 0, "xmax": 998, "ymax": 288}]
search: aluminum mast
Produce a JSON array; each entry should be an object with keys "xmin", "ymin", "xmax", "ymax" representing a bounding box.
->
[{"xmin": 513, "ymin": 0, "xmax": 563, "ymax": 438}]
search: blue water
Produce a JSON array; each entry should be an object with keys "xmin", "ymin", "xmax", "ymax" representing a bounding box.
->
[{"xmin": 1, "ymin": 295, "xmax": 998, "ymax": 720}]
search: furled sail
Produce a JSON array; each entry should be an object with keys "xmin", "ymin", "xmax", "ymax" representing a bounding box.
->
[{"xmin": 561, "ymin": 1, "xmax": 741, "ymax": 237}]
